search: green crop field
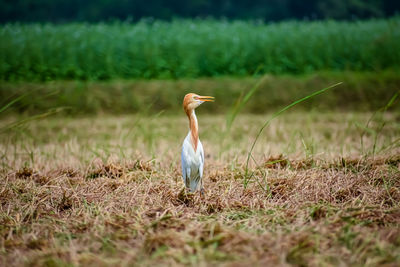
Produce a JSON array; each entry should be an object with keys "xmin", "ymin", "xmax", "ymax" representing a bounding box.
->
[{"xmin": 1, "ymin": 18, "xmax": 400, "ymax": 81}]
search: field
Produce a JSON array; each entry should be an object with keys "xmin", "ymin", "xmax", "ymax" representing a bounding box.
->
[
  {"xmin": 1, "ymin": 110, "xmax": 399, "ymax": 266},
  {"xmin": 1, "ymin": 71, "xmax": 400, "ymax": 115},
  {"xmin": 1, "ymin": 18, "xmax": 400, "ymax": 80},
  {"xmin": 1, "ymin": 16, "xmax": 400, "ymax": 266}
]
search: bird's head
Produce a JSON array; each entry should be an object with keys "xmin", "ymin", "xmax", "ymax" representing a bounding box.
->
[{"xmin": 183, "ymin": 93, "xmax": 214, "ymax": 115}]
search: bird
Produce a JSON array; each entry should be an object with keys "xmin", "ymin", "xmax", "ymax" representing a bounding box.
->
[{"xmin": 181, "ymin": 93, "xmax": 214, "ymax": 194}]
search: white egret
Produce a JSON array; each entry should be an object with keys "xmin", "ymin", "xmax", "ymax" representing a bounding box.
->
[{"xmin": 181, "ymin": 93, "xmax": 214, "ymax": 194}]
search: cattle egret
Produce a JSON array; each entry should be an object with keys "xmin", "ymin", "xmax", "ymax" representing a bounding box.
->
[{"xmin": 181, "ymin": 93, "xmax": 214, "ymax": 194}]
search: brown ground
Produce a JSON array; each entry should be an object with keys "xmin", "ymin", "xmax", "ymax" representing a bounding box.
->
[{"xmin": 0, "ymin": 112, "xmax": 399, "ymax": 266}]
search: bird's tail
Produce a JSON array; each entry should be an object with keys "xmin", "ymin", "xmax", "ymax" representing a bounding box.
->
[{"xmin": 188, "ymin": 174, "xmax": 202, "ymax": 192}]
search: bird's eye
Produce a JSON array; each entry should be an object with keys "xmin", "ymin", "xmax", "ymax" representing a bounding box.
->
[{"xmin": 193, "ymin": 96, "xmax": 198, "ymax": 100}]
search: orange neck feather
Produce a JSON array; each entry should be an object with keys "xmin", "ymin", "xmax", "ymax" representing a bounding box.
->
[{"xmin": 187, "ymin": 110, "xmax": 198, "ymax": 152}]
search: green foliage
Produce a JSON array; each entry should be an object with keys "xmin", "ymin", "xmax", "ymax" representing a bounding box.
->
[
  {"xmin": 1, "ymin": 18, "xmax": 400, "ymax": 80},
  {"xmin": 1, "ymin": 71, "xmax": 400, "ymax": 115}
]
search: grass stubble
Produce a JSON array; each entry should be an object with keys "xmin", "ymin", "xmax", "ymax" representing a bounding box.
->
[{"xmin": 0, "ymin": 111, "xmax": 399, "ymax": 266}]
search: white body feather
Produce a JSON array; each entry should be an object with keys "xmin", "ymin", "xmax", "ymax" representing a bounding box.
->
[{"xmin": 181, "ymin": 131, "xmax": 204, "ymax": 192}]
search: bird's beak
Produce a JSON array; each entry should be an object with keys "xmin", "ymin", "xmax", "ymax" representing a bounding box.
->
[{"xmin": 198, "ymin": 95, "xmax": 215, "ymax": 102}]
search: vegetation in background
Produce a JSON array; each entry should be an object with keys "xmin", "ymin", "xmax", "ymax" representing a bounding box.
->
[
  {"xmin": 1, "ymin": 19, "xmax": 400, "ymax": 81},
  {"xmin": 1, "ymin": 71, "xmax": 399, "ymax": 115},
  {"xmin": 1, "ymin": 0, "xmax": 399, "ymax": 23}
]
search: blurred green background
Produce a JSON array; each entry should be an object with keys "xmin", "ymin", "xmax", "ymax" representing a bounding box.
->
[
  {"xmin": 1, "ymin": 0, "xmax": 399, "ymax": 115},
  {"xmin": 1, "ymin": 0, "xmax": 399, "ymax": 22}
]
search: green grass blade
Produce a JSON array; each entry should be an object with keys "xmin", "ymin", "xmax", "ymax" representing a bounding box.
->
[
  {"xmin": 0, "ymin": 93, "xmax": 29, "ymax": 114},
  {"xmin": 244, "ymin": 82, "xmax": 343, "ymax": 187},
  {"xmin": 226, "ymin": 75, "xmax": 268, "ymax": 131}
]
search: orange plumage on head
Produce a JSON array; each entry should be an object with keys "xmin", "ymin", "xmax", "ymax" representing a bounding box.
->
[{"xmin": 183, "ymin": 93, "xmax": 197, "ymax": 116}]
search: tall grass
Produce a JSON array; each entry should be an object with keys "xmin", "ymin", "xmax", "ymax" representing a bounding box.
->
[
  {"xmin": 1, "ymin": 18, "xmax": 400, "ymax": 80},
  {"xmin": 0, "ymin": 91, "xmax": 64, "ymax": 134},
  {"xmin": 358, "ymin": 91, "xmax": 400, "ymax": 157},
  {"xmin": 244, "ymin": 82, "xmax": 343, "ymax": 188}
]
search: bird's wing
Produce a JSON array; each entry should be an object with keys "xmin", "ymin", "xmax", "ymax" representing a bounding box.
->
[
  {"xmin": 181, "ymin": 136, "xmax": 192, "ymax": 188},
  {"xmin": 181, "ymin": 145, "xmax": 187, "ymax": 181},
  {"xmin": 198, "ymin": 140, "xmax": 204, "ymax": 179}
]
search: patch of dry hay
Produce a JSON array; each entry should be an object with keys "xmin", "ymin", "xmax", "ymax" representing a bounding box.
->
[{"xmin": 1, "ymin": 156, "xmax": 399, "ymax": 266}]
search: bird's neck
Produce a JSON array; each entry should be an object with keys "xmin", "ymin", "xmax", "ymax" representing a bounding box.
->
[{"xmin": 188, "ymin": 110, "xmax": 199, "ymax": 152}]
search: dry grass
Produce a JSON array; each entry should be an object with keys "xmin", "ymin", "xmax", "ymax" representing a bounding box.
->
[{"xmin": 0, "ymin": 112, "xmax": 399, "ymax": 266}]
